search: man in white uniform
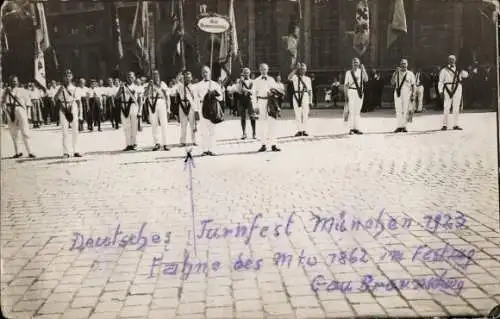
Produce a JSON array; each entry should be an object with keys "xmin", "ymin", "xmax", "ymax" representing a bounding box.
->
[
  {"xmin": 1, "ymin": 76, "xmax": 36, "ymax": 158},
  {"xmin": 87, "ymin": 79, "xmax": 103, "ymax": 132},
  {"xmin": 144, "ymin": 70, "xmax": 170, "ymax": 151},
  {"xmin": 116, "ymin": 72, "xmax": 142, "ymax": 151},
  {"xmin": 344, "ymin": 58, "xmax": 368, "ymax": 135},
  {"xmin": 254, "ymin": 63, "xmax": 283, "ymax": 152},
  {"xmin": 46, "ymin": 80, "xmax": 59, "ymax": 125},
  {"xmin": 288, "ymin": 62, "xmax": 313, "ymax": 137},
  {"xmin": 27, "ymin": 83, "xmax": 43, "ymax": 128},
  {"xmin": 195, "ymin": 66, "xmax": 223, "ymax": 156},
  {"xmin": 414, "ymin": 68, "xmax": 425, "ymax": 113},
  {"xmin": 76, "ymin": 78, "xmax": 90, "ymax": 131},
  {"xmin": 177, "ymin": 71, "xmax": 198, "ymax": 147},
  {"xmin": 54, "ymin": 69, "xmax": 82, "ymax": 158},
  {"xmin": 391, "ymin": 58, "xmax": 416, "ymax": 133},
  {"xmin": 439, "ymin": 55, "xmax": 467, "ymax": 130}
]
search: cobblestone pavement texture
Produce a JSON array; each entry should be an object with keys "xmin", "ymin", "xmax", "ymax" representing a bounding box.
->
[{"xmin": 1, "ymin": 109, "xmax": 499, "ymax": 319}]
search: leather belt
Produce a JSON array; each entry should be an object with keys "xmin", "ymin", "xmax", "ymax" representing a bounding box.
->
[{"xmin": 257, "ymin": 96, "xmax": 269, "ymax": 100}]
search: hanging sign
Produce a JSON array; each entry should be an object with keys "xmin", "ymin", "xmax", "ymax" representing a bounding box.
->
[{"xmin": 196, "ymin": 14, "xmax": 230, "ymax": 34}]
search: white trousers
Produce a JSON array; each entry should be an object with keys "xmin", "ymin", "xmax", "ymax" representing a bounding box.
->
[
  {"xmin": 180, "ymin": 108, "xmax": 197, "ymax": 144},
  {"xmin": 443, "ymin": 85, "xmax": 462, "ymax": 127},
  {"xmin": 201, "ymin": 117, "xmax": 215, "ymax": 152},
  {"xmin": 60, "ymin": 105, "xmax": 79, "ymax": 154},
  {"xmin": 121, "ymin": 103, "xmax": 139, "ymax": 146},
  {"xmin": 258, "ymin": 99, "xmax": 277, "ymax": 146},
  {"xmin": 150, "ymin": 100, "xmax": 168, "ymax": 146},
  {"xmin": 347, "ymin": 90, "xmax": 363, "ymax": 130},
  {"xmin": 415, "ymin": 86, "xmax": 424, "ymax": 111},
  {"xmin": 8, "ymin": 107, "xmax": 32, "ymax": 154},
  {"xmin": 394, "ymin": 89, "xmax": 412, "ymax": 128},
  {"xmin": 293, "ymin": 99, "xmax": 310, "ymax": 132}
]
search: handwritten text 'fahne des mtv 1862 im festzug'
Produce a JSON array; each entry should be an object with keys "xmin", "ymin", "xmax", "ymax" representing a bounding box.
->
[{"xmin": 69, "ymin": 210, "xmax": 472, "ymax": 296}]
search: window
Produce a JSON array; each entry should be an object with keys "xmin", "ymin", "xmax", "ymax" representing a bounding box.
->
[{"xmin": 311, "ymin": 0, "xmax": 340, "ymax": 68}]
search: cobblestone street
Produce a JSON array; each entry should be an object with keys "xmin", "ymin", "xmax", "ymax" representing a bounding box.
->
[{"xmin": 1, "ymin": 110, "xmax": 499, "ymax": 319}]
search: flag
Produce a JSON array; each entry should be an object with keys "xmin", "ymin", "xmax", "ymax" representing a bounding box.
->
[
  {"xmin": 132, "ymin": 0, "xmax": 151, "ymax": 75},
  {"xmin": 31, "ymin": 2, "xmax": 50, "ymax": 88},
  {"xmin": 353, "ymin": 0, "xmax": 370, "ymax": 55},
  {"xmin": 387, "ymin": 0, "xmax": 407, "ymax": 48},
  {"xmin": 109, "ymin": 2, "xmax": 123, "ymax": 61},
  {"xmin": 218, "ymin": 0, "xmax": 239, "ymax": 85}
]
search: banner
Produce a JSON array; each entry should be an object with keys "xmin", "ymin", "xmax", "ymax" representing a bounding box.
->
[
  {"xmin": 218, "ymin": 0, "xmax": 239, "ymax": 85},
  {"xmin": 353, "ymin": 0, "xmax": 370, "ymax": 56},
  {"xmin": 32, "ymin": 2, "xmax": 50, "ymax": 88},
  {"xmin": 387, "ymin": 0, "xmax": 407, "ymax": 48},
  {"xmin": 132, "ymin": 0, "xmax": 151, "ymax": 75}
]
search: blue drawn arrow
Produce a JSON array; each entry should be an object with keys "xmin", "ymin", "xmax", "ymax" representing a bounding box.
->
[{"xmin": 184, "ymin": 150, "xmax": 197, "ymax": 256}]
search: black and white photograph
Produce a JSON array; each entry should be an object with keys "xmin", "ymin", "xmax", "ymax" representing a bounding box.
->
[{"xmin": 1, "ymin": 0, "xmax": 500, "ymax": 318}]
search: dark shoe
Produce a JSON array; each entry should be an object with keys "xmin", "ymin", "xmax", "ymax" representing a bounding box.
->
[
  {"xmin": 354, "ymin": 130, "xmax": 363, "ymax": 135},
  {"xmin": 152, "ymin": 144, "xmax": 161, "ymax": 151},
  {"xmin": 295, "ymin": 131, "xmax": 303, "ymax": 137},
  {"xmin": 258, "ymin": 145, "xmax": 267, "ymax": 152},
  {"xmin": 393, "ymin": 128, "xmax": 402, "ymax": 133},
  {"xmin": 242, "ymin": 134, "xmax": 247, "ymax": 140},
  {"xmin": 74, "ymin": 153, "xmax": 82, "ymax": 157},
  {"xmin": 63, "ymin": 153, "xmax": 70, "ymax": 158},
  {"xmin": 201, "ymin": 151, "xmax": 209, "ymax": 156},
  {"xmin": 12, "ymin": 153, "xmax": 22, "ymax": 158},
  {"xmin": 271, "ymin": 145, "xmax": 281, "ymax": 152},
  {"xmin": 163, "ymin": 145, "xmax": 170, "ymax": 151},
  {"xmin": 207, "ymin": 151, "xmax": 216, "ymax": 156},
  {"xmin": 98, "ymin": 129, "xmax": 102, "ymax": 132},
  {"xmin": 131, "ymin": 144, "xmax": 138, "ymax": 150},
  {"xmin": 349, "ymin": 129, "xmax": 355, "ymax": 135},
  {"xmin": 28, "ymin": 153, "xmax": 36, "ymax": 158},
  {"xmin": 441, "ymin": 126, "xmax": 447, "ymax": 131},
  {"xmin": 123, "ymin": 145, "xmax": 132, "ymax": 151},
  {"xmin": 88, "ymin": 128, "xmax": 93, "ymax": 132},
  {"xmin": 115, "ymin": 125, "xmax": 120, "ymax": 130},
  {"xmin": 193, "ymin": 143, "xmax": 198, "ymax": 146},
  {"xmin": 453, "ymin": 126, "xmax": 463, "ymax": 131},
  {"xmin": 252, "ymin": 134, "xmax": 256, "ymax": 139},
  {"xmin": 180, "ymin": 143, "xmax": 186, "ymax": 147},
  {"xmin": 401, "ymin": 128, "xmax": 408, "ymax": 133},
  {"xmin": 302, "ymin": 131, "xmax": 309, "ymax": 136}
]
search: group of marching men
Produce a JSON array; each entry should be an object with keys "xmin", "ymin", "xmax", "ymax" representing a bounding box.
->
[{"xmin": 1, "ymin": 54, "xmax": 468, "ymax": 159}]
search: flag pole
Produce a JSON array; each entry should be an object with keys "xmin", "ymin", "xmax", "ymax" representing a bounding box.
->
[{"xmin": 179, "ymin": 0, "xmax": 186, "ymax": 71}]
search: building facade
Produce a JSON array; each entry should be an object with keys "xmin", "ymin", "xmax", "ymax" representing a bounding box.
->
[{"xmin": 1, "ymin": 0, "xmax": 497, "ymax": 84}]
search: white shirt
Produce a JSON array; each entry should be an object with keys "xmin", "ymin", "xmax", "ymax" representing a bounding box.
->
[
  {"xmin": 393, "ymin": 70, "xmax": 415, "ymax": 92},
  {"xmin": 344, "ymin": 69, "xmax": 363, "ymax": 90},
  {"xmin": 438, "ymin": 65, "xmax": 464, "ymax": 94},
  {"xmin": 116, "ymin": 83, "xmax": 141, "ymax": 104},
  {"xmin": 176, "ymin": 82, "xmax": 198, "ymax": 112},
  {"xmin": 88, "ymin": 86, "xmax": 104, "ymax": 98},
  {"xmin": 195, "ymin": 79, "xmax": 223, "ymax": 104},
  {"xmin": 2, "ymin": 87, "xmax": 31, "ymax": 108},
  {"xmin": 76, "ymin": 86, "xmax": 90, "ymax": 99},
  {"xmin": 254, "ymin": 75, "xmax": 279, "ymax": 99},
  {"xmin": 105, "ymin": 86, "xmax": 118, "ymax": 96},
  {"xmin": 28, "ymin": 88, "xmax": 42, "ymax": 100},
  {"xmin": 145, "ymin": 81, "xmax": 170, "ymax": 110},
  {"xmin": 54, "ymin": 84, "xmax": 81, "ymax": 107},
  {"xmin": 289, "ymin": 74, "xmax": 313, "ymax": 106},
  {"xmin": 47, "ymin": 86, "xmax": 59, "ymax": 98}
]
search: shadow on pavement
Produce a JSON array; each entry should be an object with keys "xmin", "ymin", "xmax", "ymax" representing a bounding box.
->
[
  {"xmin": 122, "ymin": 149, "xmax": 261, "ymax": 166},
  {"xmin": 46, "ymin": 159, "xmax": 90, "ymax": 165}
]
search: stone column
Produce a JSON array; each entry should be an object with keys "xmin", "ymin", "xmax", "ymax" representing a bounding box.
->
[
  {"xmin": 369, "ymin": 0, "xmax": 379, "ymax": 66},
  {"xmin": 303, "ymin": 0, "xmax": 311, "ymax": 66},
  {"xmin": 248, "ymin": 0, "xmax": 256, "ymax": 69}
]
